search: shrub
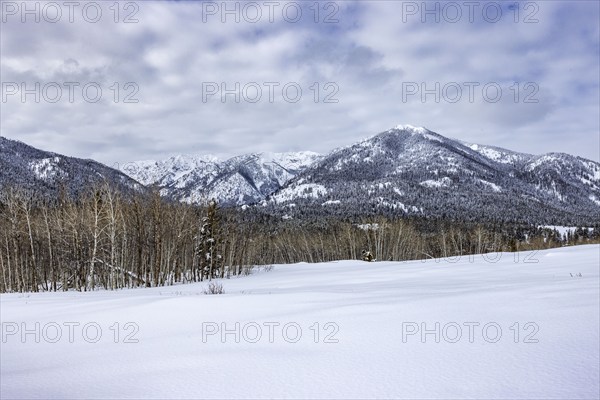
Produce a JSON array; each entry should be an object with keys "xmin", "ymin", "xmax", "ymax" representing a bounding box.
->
[{"xmin": 203, "ymin": 282, "xmax": 225, "ymax": 295}]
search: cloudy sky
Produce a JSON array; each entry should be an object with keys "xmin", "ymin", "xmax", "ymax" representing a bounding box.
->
[{"xmin": 1, "ymin": 0, "xmax": 599, "ymax": 167}]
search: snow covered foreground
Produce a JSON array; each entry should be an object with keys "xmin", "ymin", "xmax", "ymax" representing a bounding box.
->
[{"xmin": 1, "ymin": 246, "xmax": 599, "ymax": 399}]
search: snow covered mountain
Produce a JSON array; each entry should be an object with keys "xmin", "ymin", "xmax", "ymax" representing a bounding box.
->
[
  {"xmin": 0, "ymin": 137, "xmax": 143, "ymax": 198},
  {"xmin": 123, "ymin": 151, "xmax": 322, "ymax": 205},
  {"xmin": 2, "ymin": 126, "xmax": 598, "ymax": 225},
  {"xmin": 264, "ymin": 125, "xmax": 600, "ymax": 224}
]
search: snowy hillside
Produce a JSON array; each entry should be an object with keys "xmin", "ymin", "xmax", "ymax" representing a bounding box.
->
[
  {"xmin": 0, "ymin": 137, "xmax": 143, "ymax": 197},
  {"xmin": 123, "ymin": 151, "xmax": 322, "ymax": 205},
  {"xmin": 266, "ymin": 126, "xmax": 600, "ymax": 224},
  {"xmin": 1, "ymin": 245, "xmax": 598, "ymax": 399}
]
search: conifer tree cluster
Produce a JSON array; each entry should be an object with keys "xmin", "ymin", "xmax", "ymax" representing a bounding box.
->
[{"xmin": 196, "ymin": 200, "xmax": 223, "ymax": 281}]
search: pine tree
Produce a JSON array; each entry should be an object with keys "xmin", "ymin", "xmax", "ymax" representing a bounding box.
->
[{"xmin": 196, "ymin": 200, "xmax": 223, "ymax": 281}]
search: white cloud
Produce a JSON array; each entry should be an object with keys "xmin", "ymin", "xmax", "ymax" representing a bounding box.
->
[{"xmin": 1, "ymin": 0, "xmax": 598, "ymax": 164}]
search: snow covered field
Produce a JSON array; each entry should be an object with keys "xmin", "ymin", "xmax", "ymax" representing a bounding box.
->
[{"xmin": 1, "ymin": 245, "xmax": 599, "ymax": 399}]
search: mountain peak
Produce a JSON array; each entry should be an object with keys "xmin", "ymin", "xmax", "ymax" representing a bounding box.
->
[
  {"xmin": 391, "ymin": 124, "xmax": 429, "ymax": 134},
  {"xmin": 267, "ymin": 126, "xmax": 600, "ymax": 224}
]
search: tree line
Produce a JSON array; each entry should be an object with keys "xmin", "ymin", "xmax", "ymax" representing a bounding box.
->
[{"xmin": 1, "ymin": 182, "xmax": 598, "ymax": 293}]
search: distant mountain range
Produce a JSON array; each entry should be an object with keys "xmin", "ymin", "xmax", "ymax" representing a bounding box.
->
[
  {"xmin": 122, "ymin": 151, "xmax": 322, "ymax": 206},
  {"xmin": 1, "ymin": 125, "xmax": 599, "ymax": 225}
]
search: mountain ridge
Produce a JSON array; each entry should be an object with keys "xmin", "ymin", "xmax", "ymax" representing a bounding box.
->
[
  {"xmin": 123, "ymin": 150, "xmax": 323, "ymax": 205},
  {"xmin": 1, "ymin": 126, "xmax": 598, "ymax": 225},
  {"xmin": 0, "ymin": 136, "xmax": 144, "ymax": 199}
]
